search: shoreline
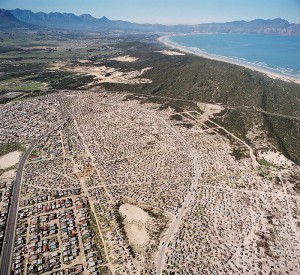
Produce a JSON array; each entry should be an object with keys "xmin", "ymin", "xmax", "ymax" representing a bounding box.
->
[{"xmin": 158, "ymin": 35, "xmax": 300, "ymax": 85}]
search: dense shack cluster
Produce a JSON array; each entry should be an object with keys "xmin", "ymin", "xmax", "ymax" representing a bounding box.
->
[{"xmin": 0, "ymin": 28, "xmax": 300, "ymax": 275}]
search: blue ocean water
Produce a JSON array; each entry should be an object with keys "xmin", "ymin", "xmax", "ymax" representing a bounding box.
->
[{"xmin": 169, "ymin": 34, "xmax": 300, "ymax": 79}]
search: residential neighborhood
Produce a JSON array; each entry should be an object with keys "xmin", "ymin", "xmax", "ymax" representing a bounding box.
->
[{"xmin": 0, "ymin": 91, "xmax": 299, "ymax": 274}]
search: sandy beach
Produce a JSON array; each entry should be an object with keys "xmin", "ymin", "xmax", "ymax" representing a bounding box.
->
[{"xmin": 158, "ymin": 35, "xmax": 300, "ymax": 84}]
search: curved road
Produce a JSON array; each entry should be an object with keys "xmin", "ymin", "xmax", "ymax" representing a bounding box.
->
[{"xmin": 0, "ymin": 141, "xmax": 37, "ymax": 275}]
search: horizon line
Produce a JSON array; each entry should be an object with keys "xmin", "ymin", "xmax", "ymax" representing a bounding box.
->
[{"xmin": 5, "ymin": 8, "xmax": 299, "ymax": 25}]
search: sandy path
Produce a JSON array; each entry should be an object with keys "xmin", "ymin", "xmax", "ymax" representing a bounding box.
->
[
  {"xmin": 279, "ymin": 174, "xmax": 300, "ymax": 241},
  {"xmin": 56, "ymin": 95, "xmax": 115, "ymax": 274},
  {"xmin": 184, "ymin": 111, "xmax": 258, "ymax": 169},
  {"xmin": 69, "ymin": 105, "xmax": 115, "ymax": 275},
  {"xmin": 62, "ymin": 91, "xmax": 300, "ymax": 123},
  {"xmin": 143, "ymin": 109, "xmax": 201, "ymax": 275}
]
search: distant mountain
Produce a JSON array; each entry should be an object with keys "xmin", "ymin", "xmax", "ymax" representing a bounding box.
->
[
  {"xmin": 8, "ymin": 9, "xmax": 163, "ymax": 31},
  {"xmin": 6, "ymin": 9, "xmax": 300, "ymax": 35},
  {"xmin": 9, "ymin": 9, "xmax": 86, "ymax": 29},
  {"xmin": 0, "ymin": 9, "xmax": 34, "ymax": 29},
  {"xmin": 195, "ymin": 18, "xmax": 299, "ymax": 35}
]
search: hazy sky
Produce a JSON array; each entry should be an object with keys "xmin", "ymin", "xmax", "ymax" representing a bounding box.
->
[{"xmin": 1, "ymin": 0, "xmax": 300, "ymax": 24}]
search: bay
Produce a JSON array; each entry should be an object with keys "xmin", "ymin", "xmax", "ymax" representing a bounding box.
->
[{"xmin": 169, "ymin": 34, "xmax": 300, "ymax": 80}]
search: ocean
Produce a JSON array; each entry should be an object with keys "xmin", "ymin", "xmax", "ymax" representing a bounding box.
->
[{"xmin": 169, "ymin": 34, "xmax": 300, "ymax": 80}]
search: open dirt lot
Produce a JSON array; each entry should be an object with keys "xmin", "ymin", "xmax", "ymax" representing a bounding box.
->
[
  {"xmin": 119, "ymin": 203, "xmax": 151, "ymax": 251},
  {"xmin": 0, "ymin": 151, "xmax": 22, "ymax": 169}
]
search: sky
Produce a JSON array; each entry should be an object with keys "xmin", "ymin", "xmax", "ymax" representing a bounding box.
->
[{"xmin": 1, "ymin": 0, "xmax": 300, "ymax": 25}]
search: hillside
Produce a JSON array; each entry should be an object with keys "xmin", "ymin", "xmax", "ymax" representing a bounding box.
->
[
  {"xmin": 0, "ymin": 9, "xmax": 32, "ymax": 29},
  {"xmin": 99, "ymin": 41, "xmax": 300, "ymax": 164}
]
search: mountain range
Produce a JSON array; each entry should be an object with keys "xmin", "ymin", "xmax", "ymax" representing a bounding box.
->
[
  {"xmin": 0, "ymin": 9, "xmax": 34, "ymax": 29},
  {"xmin": 1, "ymin": 8, "xmax": 300, "ymax": 35}
]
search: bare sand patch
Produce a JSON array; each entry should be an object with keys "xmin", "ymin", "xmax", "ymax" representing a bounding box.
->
[
  {"xmin": 127, "ymin": 224, "xmax": 149, "ymax": 247},
  {"xmin": 246, "ymin": 124, "xmax": 267, "ymax": 147},
  {"xmin": 257, "ymin": 150, "xmax": 294, "ymax": 168},
  {"xmin": 156, "ymin": 50, "xmax": 185, "ymax": 56},
  {"xmin": 0, "ymin": 169, "xmax": 16, "ymax": 181},
  {"xmin": 0, "ymin": 151, "xmax": 22, "ymax": 169},
  {"xmin": 78, "ymin": 59, "xmax": 90, "ymax": 63},
  {"xmin": 49, "ymin": 62, "xmax": 152, "ymax": 84},
  {"xmin": 109, "ymin": 55, "xmax": 139, "ymax": 62},
  {"xmin": 49, "ymin": 61, "xmax": 67, "ymax": 70},
  {"xmin": 119, "ymin": 203, "xmax": 151, "ymax": 251},
  {"xmin": 21, "ymin": 46, "xmax": 49, "ymax": 50},
  {"xmin": 197, "ymin": 102, "xmax": 224, "ymax": 121}
]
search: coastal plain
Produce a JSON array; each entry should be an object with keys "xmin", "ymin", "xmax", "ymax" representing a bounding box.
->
[{"xmin": 0, "ymin": 30, "xmax": 300, "ymax": 275}]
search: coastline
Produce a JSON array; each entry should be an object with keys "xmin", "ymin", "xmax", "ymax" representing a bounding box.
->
[{"xmin": 158, "ymin": 35, "xmax": 300, "ymax": 85}]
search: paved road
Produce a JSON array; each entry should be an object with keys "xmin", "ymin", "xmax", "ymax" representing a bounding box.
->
[
  {"xmin": 156, "ymin": 150, "xmax": 200, "ymax": 275},
  {"xmin": 153, "ymin": 115, "xmax": 200, "ymax": 275},
  {"xmin": 0, "ymin": 141, "xmax": 37, "ymax": 275}
]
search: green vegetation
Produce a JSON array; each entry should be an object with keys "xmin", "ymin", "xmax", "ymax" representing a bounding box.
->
[
  {"xmin": 231, "ymin": 147, "xmax": 249, "ymax": 160},
  {"xmin": 143, "ymin": 207, "xmax": 164, "ymax": 219},
  {"xmin": 114, "ymin": 203, "xmax": 136, "ymax": 259},
  {"xmin": 287, "ymin": 169, "xmax": 300, "ymax": 194},
  {"xmin": 258, "ymin": 159, "xmax": 273, "ymax": 167},
  {"xmin": 86, "ymin": 202, "xmax": 108, "ymax": 265},
  {"xmin": 0, "ymin": 78, "xmax": 45, "ymax": 91},
  {"xmin": 98, "ymin": 266, "xmax": 112, "ymax": 275},
  {"xmin": 102, "ymin": 42, "xmax": 299, "ymax": 114},
  {"xmin": 293, "ymin": 183, "xmax": 300, "ymax": 194},
  {"xmin": 101, "ymin": 41, "xmax": 300, "ymax": 164},
  {"xmin": 170, "ymin": 114, "xmax": 183, "ymax": 121},
  {"xmin": 30, "ymin": 150, "xmax": 40, "ymax": 157},
  {"xmin": 0, "ymin": 30, "xmax": 123, "ymax": 100},
  {"xmin": 264, "ymin": 115, "xmax": 300, "ymax": 165},
  {"xmin": 27, "ymin": 71, "xmax": 94, "ymax": 90},
  {"xmin": 0, "ymin": 142, "xmax": 25, "ymax": 157},
  {"xmin": 1, "ymin": 29, "xmax": 299, "ymax": 164}
]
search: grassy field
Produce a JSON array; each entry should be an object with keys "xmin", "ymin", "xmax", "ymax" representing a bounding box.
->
[
  {"xmin": 0, "ymin": 77, "xmax": 46, "ymax": 91},
  {"xmin": 0, "ymin": 30, "xmax": 123, "ymax": 95}
]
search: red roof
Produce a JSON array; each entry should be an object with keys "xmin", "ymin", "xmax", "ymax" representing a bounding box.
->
[{"xmin": 30, "ymin": 155, "xmax": 39, "ymax": 159}]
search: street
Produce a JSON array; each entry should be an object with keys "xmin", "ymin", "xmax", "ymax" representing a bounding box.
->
[{"xmin": 0, "ymin": 141, "xmax": 37, "ymax": 275}]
